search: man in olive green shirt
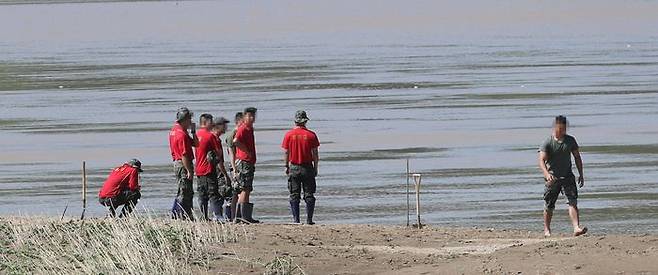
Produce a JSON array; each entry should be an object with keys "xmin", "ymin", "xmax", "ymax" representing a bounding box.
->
[
  {"xmin": 539, "ymin": 115, "xmax": 587, "ymax": 237},
  {"xmin": 224, "ymin": 112, "xmax": 243, "ymax": 221}
]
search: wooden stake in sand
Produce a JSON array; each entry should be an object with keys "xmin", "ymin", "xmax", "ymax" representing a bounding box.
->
[
  {"xmin": 80, "ymin": 161, "xmax": 87, "ymax": 220},
  {"xmin": 412, "ymin": 173, "xmax": 422, "ymax": 229},
  {"xmin": 406, "ymin": 159, "xmax": 410, "ymax": 227}
]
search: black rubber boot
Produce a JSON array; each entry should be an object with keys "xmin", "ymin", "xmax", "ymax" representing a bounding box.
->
[
  {"xmin": 290, "ymin": 200, "xmax": 301, "ymax": 224},
  {"xmin": 305, "ymin": 197, "xmax": 316, "ymax": 225},
  {"xmin": 239, "ymin": 202, "xmax": 260, "ymax": 224}
]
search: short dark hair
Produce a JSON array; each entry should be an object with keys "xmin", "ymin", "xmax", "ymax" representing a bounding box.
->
[
  {"xmin": 200, "ymin": 113, "xmax": 214, "ymax": 125},
  {"xmin": 244, "ymin": 107, "xmax": 257, "ymax": 115},
  {"xmin": 554, "ymin": 115, "xmax": 568, "ymax": 126},
  {"xmin": 234, "ymin": 112, "xmax": 244, "ymax": 123}
]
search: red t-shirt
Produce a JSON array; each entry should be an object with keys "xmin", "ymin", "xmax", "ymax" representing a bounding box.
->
[
  {"xmin": 234, "ymin": 124, "xmax": 256, "ymax": 164},
  {"xmin": 282, "ymin": 126, "xmax": 320, "ymax": 165},
  {"xmin": 211, "ymin": 132, "xmax": 224, "ymax": 163},
  {"xmin": 194, "ymin": 128, "xmax": 220, "ymax": 176},
  {"xmin": 99, "ymin": 164, "xmax": 139, "ymax": 198},
  {"xmin": 169, "ymin": 123, "xmax": 194, "ymax": 161}
]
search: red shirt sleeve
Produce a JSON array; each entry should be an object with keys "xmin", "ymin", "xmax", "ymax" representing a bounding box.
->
[
  {"xmin": 311, "ymin": 133, "xmax": 320, "ymax": 148},
  {"xmin": 282, "ymin": 132, "xmax": 290, "ymax": 150},
  {"xmin": 128, "ymin": 168, "xmax": 139, "ymax": 191}
]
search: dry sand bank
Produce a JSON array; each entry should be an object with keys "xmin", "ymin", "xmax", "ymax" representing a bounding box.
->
[{"xmin": 216, "ymin": 224, "xmax": 658, "ymax": 275}]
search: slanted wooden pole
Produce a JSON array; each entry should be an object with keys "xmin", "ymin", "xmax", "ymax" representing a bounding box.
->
[
  {"xmin": 81, "ymin": 161, "xmax": 87, "ymax": 220},
  {"xmin": 413, "ymin": 173, "xmax": 422, "ymax": 229}
]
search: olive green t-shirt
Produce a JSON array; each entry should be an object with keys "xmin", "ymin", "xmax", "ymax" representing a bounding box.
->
[
  {"xmin": 539, "ymin": 135, "xmax": 579, "ymax": 178},
  {"xmin": 225, "ymin": 128, "xmax": 237, "ymax": 150}
]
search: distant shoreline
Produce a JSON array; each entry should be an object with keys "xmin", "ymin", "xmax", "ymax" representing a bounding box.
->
[{"xmin": 0, "ymin": 0, "xmax": 187, "ymax": 6}]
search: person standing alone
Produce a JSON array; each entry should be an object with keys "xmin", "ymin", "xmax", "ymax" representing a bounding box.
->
[
  {"xmin": 282, "ymin": 110, "xmax": 320, "ymax": 225},
  {"xmin": 539, "ymin": 115, "xmax": 587, "ymax": 237},
  {"xmin": 169, "ymin": 107, "xmax": 198, "ymax": 220}
]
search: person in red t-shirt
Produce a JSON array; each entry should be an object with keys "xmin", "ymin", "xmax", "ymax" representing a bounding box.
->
[
  {"xmin": 195, "ymin": 113, "xmax": 223, "ymax": 221},
  {"xmin": 232, "ymin": 107, "xmax": 259, "ymax": 223},
  {"xmin": 282, "ymin": 110, "xmax": 320, "ymax": 225},
  {"xmin": 98, "ymin": 159, "xmax": 143, "ymax": 218},
  {"xmin": 169, "ymin": 107, "xmax": 199, "ymax": 220}
]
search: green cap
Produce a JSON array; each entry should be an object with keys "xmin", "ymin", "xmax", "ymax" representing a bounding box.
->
[
  {"xmin": 176, "ymin": 107, "xmax": 193, "ymax": 122},
  {"xmin": 126, "ymin": 158, "xmax": 143, "ymax": 172},
  {"xmin": 213, "ymin": 116, "xmax": 229, "ymax": 125},
  {"xmin": 295, "ymin": 110, "xmax": 310, "ymax": 124}
]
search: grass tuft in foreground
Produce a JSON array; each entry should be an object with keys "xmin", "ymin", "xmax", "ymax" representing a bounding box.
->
[
  {"xmin": 0, "ymin": 215, "xmax": 245, "ymax": 274},
  {"xmin": 264, "ymin": 254, "xmax": 305, "ymax": 275}
]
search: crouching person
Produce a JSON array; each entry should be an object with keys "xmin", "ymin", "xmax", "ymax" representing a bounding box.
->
[{"xmin": 98, "ymin": 159, "xmax": 143, "ymax": 218}]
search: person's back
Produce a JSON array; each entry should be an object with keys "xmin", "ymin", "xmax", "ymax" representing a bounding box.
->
[
  {"xmin": 99, "ymin": 164, "xmax": 139, "ymax": 199},
  {"xmin": 282, "ymin": 110, "xmax": 320, "ymax": 225},
  {"xmin": 98, "ymin": 159, "xmax": 142, "ymax": 218},
  {"xmin": 283, "ymin": 127, "xmax": 320, "ymax": 166}
]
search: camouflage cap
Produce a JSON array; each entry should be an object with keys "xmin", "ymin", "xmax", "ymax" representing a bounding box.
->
[
  {"xmin": 213, "ymin": 116, "xmax": 230, "ymax": 125},
  {"xmin": 294, "ymin": 110, "xmax": 310, "ymax": 124},
  {"xmin": 126, "ymin": 158, "xmax": 143, "ymax": 172},
  {"xmin": 176, "ymin": 107, "xmax": 193, "ymax": 122}
]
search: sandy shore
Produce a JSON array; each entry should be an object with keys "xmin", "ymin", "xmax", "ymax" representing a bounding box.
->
[{"xmin": 215, "ymin": 224, "xmax": 658, "ymax": 275}]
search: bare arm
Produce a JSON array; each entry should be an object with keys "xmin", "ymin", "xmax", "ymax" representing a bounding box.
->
[
  {"xmin": 283, "ymin": 149, "xmax": 290, "ymax": 174},
  {"xmin": 312, "ymin": 147, "xmax": 319, "ymax": 175},
  {"xmin": 191, "ymin": 133, "xmax": 199, "ymax": 147},
  {"xmin": 539, "ymin": 151, "xmax": 555, "ymax": 182},
  {"xmin": 573, "ymin": 149, "xmax": 584, "ymax": 187},
  {"xmin": 216, "ymin": 149, "xmax": 230, "ymax": 180},
  {"xmin": 181, "ymin": 155, "xmax": 194, "ymax": 180},
  {"xmin": 190, "ymin": 124, "xmax": 199, "ymax": 147}
]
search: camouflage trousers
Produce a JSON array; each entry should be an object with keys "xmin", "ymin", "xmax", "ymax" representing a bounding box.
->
[
  {"xmin": 173, "ymin": 161, "xmax": 194, "ymax": 220},
  {"xmin": 234, "ymin": 160, "xmax": 255, "ymax": 193}
]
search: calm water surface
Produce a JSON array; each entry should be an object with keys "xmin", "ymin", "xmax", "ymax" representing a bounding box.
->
[{"xmin": 1, "ymin": 1, "xmax": 657, "ymax": 234}]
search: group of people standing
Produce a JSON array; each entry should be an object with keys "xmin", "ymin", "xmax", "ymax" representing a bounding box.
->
[
  {"xmin": 98, "ymin": 107, "xmax": 320, "ymax": 225},
  {"xmin": 98, "ymin": 110, "xmax": 588, "ymax": 236}
]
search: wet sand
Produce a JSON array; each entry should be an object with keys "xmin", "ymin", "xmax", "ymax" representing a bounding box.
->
[{"xmin": 213, "ymin": 223, "xmax": 658, "ymax": 274}]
